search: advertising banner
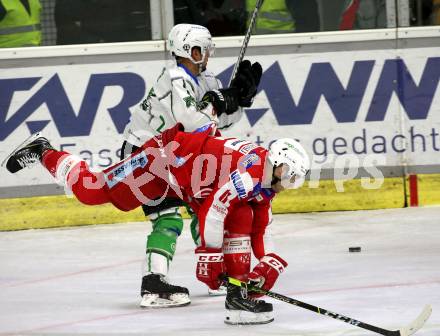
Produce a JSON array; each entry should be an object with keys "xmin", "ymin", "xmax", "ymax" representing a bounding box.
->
[{"xmin": 1, "ymin": 47, "xmax": 439, "ymax": 190}]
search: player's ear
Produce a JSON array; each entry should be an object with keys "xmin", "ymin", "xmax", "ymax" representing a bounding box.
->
[
  {"xmin": 273, "ymin": 165, "xmax": 283, "ymax": 179},
  {"xmin": 191, "ymin": 47, "xmax": 202, "ymax": 61}
]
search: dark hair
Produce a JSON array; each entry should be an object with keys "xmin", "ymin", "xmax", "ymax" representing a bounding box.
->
[{"xmin": 174, "ymin": 46, "xmax": 201, "ymax": 64}]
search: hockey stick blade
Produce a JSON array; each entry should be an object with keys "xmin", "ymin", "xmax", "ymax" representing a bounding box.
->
[
  {"xmin": 221, "ymin": 276, "xmax": 432, "ymax": 336},
  {"xmin": 397, "ymin": 305, "xmax": 432, "ymax": 336}
]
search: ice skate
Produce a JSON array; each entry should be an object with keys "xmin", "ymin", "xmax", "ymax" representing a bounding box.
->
[
  {"xmin": 140, "ymin": 273, "xmax": 190, "ymax": 308},
  {"xmin": 2, "ymin": 132, "xmax": 54, "ymax": 173},
  {"xmin": 208, "ymin": 284, "xmax": 227, "ymax": 296},
  {"xmin": 224, "ymin": 283, "xmax": 274, "ymax": 325}
]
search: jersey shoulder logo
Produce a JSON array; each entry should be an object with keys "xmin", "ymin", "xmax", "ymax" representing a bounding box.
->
[
  {"xmin": 240, "ymin": 153, "xmax": 260, "ymax": 169},
  {"xmin": 239, "ymin": 143, "xmax": 258, "ymax": 154},
  {"xmin": 183, "ymin": 95, "xmax": 196, "ymax": 108},
  {"xmin": 224, "ymin": 138, "xmax": 259, "ymax": 155}
]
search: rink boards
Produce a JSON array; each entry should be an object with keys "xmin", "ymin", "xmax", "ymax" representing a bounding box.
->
[
  {"xmin": 1, "ymin": 174, "xmax": 440, "ymax": 230},
  {"xmin": 0, "ymin": 28, "xmax": 439, "ymax": 230}
]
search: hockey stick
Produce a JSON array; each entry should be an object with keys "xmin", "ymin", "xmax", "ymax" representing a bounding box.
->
[
  {"xmin": 228, "ymin": 0, "xmax": 264, "ymax": 86},
  {"xmin": 223, "ymin": 276, "xmax": 432, "ymax": 336}
]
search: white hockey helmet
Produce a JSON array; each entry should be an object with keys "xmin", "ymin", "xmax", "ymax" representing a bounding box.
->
[
  {"xmin": 268, "ymin": 138, "xmax": 310, "ymax": 188},
  {"xmin": 167, "ymin": 24, "xmax": 215, "ymax": 65}
]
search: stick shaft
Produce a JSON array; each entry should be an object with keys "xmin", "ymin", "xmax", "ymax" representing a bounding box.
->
[
  {"xmin": 228, "ymin": 0, "xmax": 264, "ymax": 86},
  {"xmin": 264, "ymin": 289, "xmax": 397, "ymax": 336},
  {"xmin": 225, "ymin": 277, "xmax": 398, "ymax": 336}
]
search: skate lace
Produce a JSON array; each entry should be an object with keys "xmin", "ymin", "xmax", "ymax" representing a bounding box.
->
[
  {"xmin": 17, "ymin": 153, "xmax": 40, "ymax": 168},
  {"xmin": 241, "ymin": 282, "xmax": 264, "ymax": 303},
  {"xmin": 239, "ymin": 282, "xmax": 251, "ymax": 300},
  {"xmin": 240, "ymin": 287, "xmax": 248, "ymax": 299}
]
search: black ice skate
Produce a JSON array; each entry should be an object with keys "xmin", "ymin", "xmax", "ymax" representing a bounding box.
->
[
  {"xmin": 140, "ymin": 273, "xmax": 190, "ymax": 308},
  {"xmin": 2, "ymin": 133, "xmax": 54, "ymax": 173},
  {"xmin": 224, "ymin": 282, "xmax": 274, "ymax": 325}
]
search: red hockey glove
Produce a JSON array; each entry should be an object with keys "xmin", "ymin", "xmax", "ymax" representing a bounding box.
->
[
  {"xmin": 195, "ymin": 247, "xmax": 225, "ymax": 290},
  {"xmin": 248, "ymin": 253, "xmax": 287, "ymax": 297}
]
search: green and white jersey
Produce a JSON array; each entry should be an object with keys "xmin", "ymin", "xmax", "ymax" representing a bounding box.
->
[{"xmin": 123, "ymin": 62, "xmax": 243, "ymax": 147}]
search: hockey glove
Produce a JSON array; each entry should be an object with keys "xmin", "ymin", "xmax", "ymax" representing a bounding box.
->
[
  {"xmin": 231, "ymin": 60, "xmax": 262, "ymax": 107},
  {"xmin": 195, "ymin": 246, "xmax": 226, "ymax": 290},
  {"xmin": 202, "ymin": 88, "xmax": 240, "ymax": 117},
  {"xmin": 248, "ymin": 253, "xmax": 287, "ymax": 297}
]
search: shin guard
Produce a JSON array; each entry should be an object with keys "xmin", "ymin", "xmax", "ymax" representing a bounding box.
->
[
  {"xmin": 223, "ymin": 233, "xmax": 251, "ymax": 281},
  {"xmin": 144, "ymin": 208, "xmax": 183, "ymax": 275}
]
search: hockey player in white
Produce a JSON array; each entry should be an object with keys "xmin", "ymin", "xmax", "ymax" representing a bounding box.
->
[{"xmin": 120, "ymin": 23, "xmax": 262, "ymax": 307}]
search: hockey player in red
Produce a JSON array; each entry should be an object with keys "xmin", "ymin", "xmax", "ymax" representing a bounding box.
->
[
  {"xmin": 3, "ymin": 122, "xmax": 310, "ymax": 325},
  {"xmin": 120, "ymin": 23, "xmax": 262, "ymax": 307}
]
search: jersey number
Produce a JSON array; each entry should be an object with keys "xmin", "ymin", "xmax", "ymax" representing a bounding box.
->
[{"xmin": 219, "ymin": 190, "xmax": 232, "ymax": 204}]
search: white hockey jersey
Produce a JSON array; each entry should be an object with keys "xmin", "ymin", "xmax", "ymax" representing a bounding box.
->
[{"xmin": 123, "ymin": 62, "xmax": 243, "ymax": 147}]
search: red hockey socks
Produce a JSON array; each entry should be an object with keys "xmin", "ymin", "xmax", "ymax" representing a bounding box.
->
[
  {"xmin": 41, "ymin": 149, "xmax": 73, "ymax": 178},
  {"xmin": 41, "ymin": 149, "xmax": 109, "ymax": 205}
]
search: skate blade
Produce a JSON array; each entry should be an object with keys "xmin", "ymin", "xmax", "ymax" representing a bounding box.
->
[
  {"xmin": 140, "ymin": 293, "xmax": 191, "ymax": 308},
  {"xmin": 1, "ymin": 132, "xmax": 42, "ymax": 168},
  {"xmin": 224, "ymin": 309, "xmax": 274, "ymax": 325},
  {"xmin": 208, "ymin": 285, "xmax": 227, "ymax": 296}
]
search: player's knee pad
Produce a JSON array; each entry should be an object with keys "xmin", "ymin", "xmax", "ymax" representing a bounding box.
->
[
  {"xmin": 223, "ymin": 232, "xmax": 251, "ymax": 281},
  {"xmin": 146, "ymin": 208, "xmax": 183, "ymax": 260}
]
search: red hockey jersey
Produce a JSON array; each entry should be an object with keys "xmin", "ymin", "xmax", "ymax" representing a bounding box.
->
[
  {"xmin": 104, "ymin": 123, "xmax": 276, "ymax": 257},
  {"xmin": 168, "ymin": 125, "xmax": 276, "ymax": 255}
]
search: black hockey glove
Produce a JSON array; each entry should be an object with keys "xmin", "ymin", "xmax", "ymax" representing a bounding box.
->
[
  {"xmin": 202, "ymin": 88, "xmax": 239, "ymax": 117},
  {"xmin": 230, "ymin": 60, "xmax": 262, "ymax": 107}
]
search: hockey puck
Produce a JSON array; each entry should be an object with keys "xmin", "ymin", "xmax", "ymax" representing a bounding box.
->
[{"xmin": 349, "ymin": 247, "xmax": 361, "ymax": 252}]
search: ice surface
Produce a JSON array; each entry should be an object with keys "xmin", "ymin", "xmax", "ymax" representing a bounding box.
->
[{"xmin": 1, "ymin": 206, "xmax": 439, "ymax": 335}]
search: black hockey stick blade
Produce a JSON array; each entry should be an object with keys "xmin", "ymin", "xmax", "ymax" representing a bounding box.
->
[{"xmin": 222, "ymin": 276, "xmax": 432, "ymax": 336}]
